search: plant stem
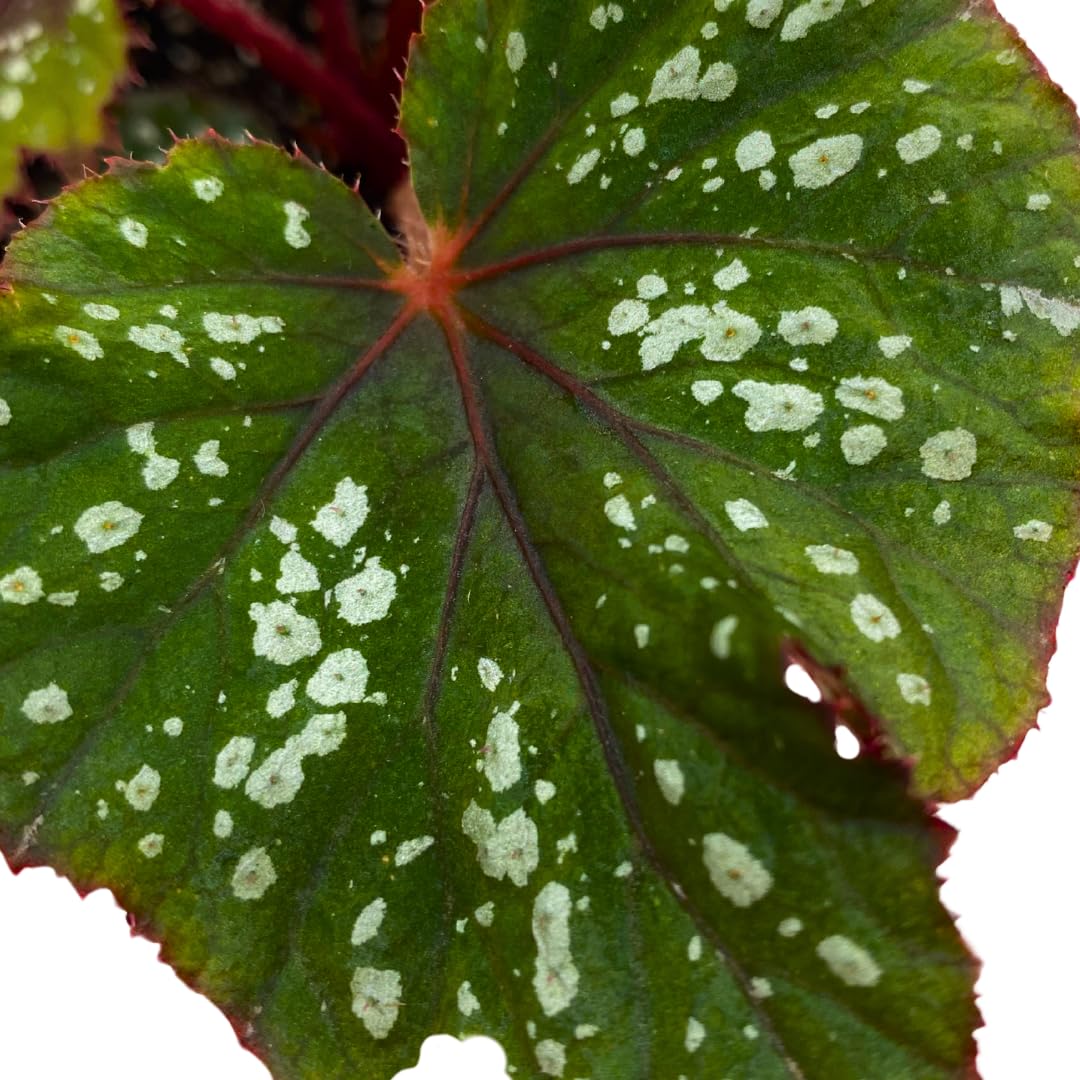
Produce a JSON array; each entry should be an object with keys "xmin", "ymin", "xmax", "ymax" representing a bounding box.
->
[
  {"xmin": 166, "ymin": 0, "xmax": 407, "ymax": 202},
  {"xmin": 312, "ymin": 0, "xmax": 368, "ymax": 90}
]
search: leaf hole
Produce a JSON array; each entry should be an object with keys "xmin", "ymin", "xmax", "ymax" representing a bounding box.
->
[
  {"xmin": 395, "ymin": 1033, "xmax": 509, "ymax": 1079},
  {"xmin": 783, "ymin": 663, "xmax": 822, "ymax": 703},
  {"xmin": 784, "ymin": 664, "xmax": 861, "ymax": 758},
  {"xmin": 833, "ymin": 725, "xmax": 861, "ymax": 760}
]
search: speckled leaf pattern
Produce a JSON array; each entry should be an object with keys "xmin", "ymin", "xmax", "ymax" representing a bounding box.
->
[
  {"xmin": 0, "ymin": 0, "xmax": 129, "ymax": 200},
  {"xmin": 0, "ymin": 2, "xmax": 1077, "ymax": 1079}
]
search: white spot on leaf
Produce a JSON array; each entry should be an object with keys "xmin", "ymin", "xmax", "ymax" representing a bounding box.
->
[
  {"xmin": 850, "ymin": 593, "xmax": 900, "ymax": 642},
  {"xmin": 202, "ymin": 312, "xmax": 284, "ymax": 344},
  {"xmin": 897, "ymin": 673, "xmax": 931, "ymax": 706},
  {"xmin": 896, "ymin": 125, "xmax": 942, "ymax": 164},
  {"xmin": 840, "ymin": 424, "xmax": 887, "ymax": 465},
  {"xmin": 567, "ymin": 148, "xmax": 601, "ymax": 185},
  {"xmin": 457, "ymin": 981, "xmax": 480, "ymax": 1017},
  {"xmin": 622, "ymin": 127, "xmax": 646, "ymax": 156},
  {"xmin": 535, "ymin": 779, "xmax": 556, "ymax": 804},
  {"xmin": 691, "ymin": 379, "xmax": 724, "ymax": 404},
  {"xmin": 836, "ymin": 376, "xmax": 904, "ymax": 420},
  {"xmin": 266, "ymin": 679, "xmax": 298, "ymax": 718},
  {"xmin": 641, "ymin": 304, "xmax": 762, "ymax": 369},
  {"xmin": 276, "ymin": 550, "xmax": 320, "ymax": 594},
  {"xmin": 703, "ymin": 832, "xmax": 773, "ymax": 906},
  {"xmin": 733, "ymin": 380, "xmax": 824, "ymax": 431},
  {"xmin": 123, "ymin": 764, "xmax": 161, "ymax": 811},
  {"xmin": 477, "ymin": 657, "xmax": 504, "ymax": 692},
  {"xmin": 334, "ymin": 557, "xmax": 397, "ymax": 625},
  {"xmin": 535, "ymin": 1040, "xmax": 566, "ymax": 1078},
  {"xmin": 746, "ymin": 0, "xmax": 783, "ymax": 28},
  {"xmin": 532, "ymin": 882, "xmax": 579, "ymax": 1017},
  {"xmin": 919, "ymin": 428, "xmax": 977, "ymax": 481},
  {"xmin": 781, "ymin": 0, "xmax": 846, "ymax": 41},
  {"xmin": 789, "ymin": 134, "xmax": 863, "ymax": 188},
  {"xmin": 816, "ymin": 934, "xmax": 882, "ymax": 986},
  {"xmin": 685, "ymin": 1017, "xmax": 706, "ymax": 1053},
  {"xmin": 505, "ymin": 31, "xmax": 527, "ymax": 73},
  {"xmin": 646, "ymin": 46, "xmax": 737, "ymax": 106},
  {"xmin": 778, "ymin": 306, "xmax": 838, "ymax": 346},
  {"xmin": 128, "ymin": 324, "xmax": 187, "ymax": 366},
  {"xmin": 709, "ymin": 615, "xmax": 739, "ymax": 658},
  {"xmin": 214, "ymin": 736, "xmax": 255, "ymax": 788},
  {"xmin": 351, "ymin": 897, "xmax": 387, "ymax": 946},
  {"xmin": 637, "ymin": 274, "xmax": 667, "ymax": 300},
  {"xmin": 193, "ymin": 440, "xmax": 228, "ymax": 477},
  {"xmin": 462, "ymin": 801, "xmax": 539, "ymax": 886},
  {"xmin": 245, "ymin": 713, "xmax": 346, "ymax": 807},
  {"xmin": 192, "ymin": 177, "xmax": 224, "ymax": 202},
  {"xmin": 283, "ymin": 201, "xmax": 311, "ymax": 248},
  {"xmin": 137, "ymin": 834, "xmax": 164, "ymax": 859},
  {"xmin": 736, "ymin": 130, "xmax": 775, "ymax": 172},
  {"xmin": 55, "ymin": 325, "xmax": 103, "ymax": 361},
  {"xmin": 232, "ymin": 847, "xmax": 277, "ymax": 900},
  {"xmin": 21, "ymin": 683, "xmax": 72, "ymax": 724},
  {"xmin": 713, "ymin": 258, "xmax": 750, "ymax": 291},
  {"xmin": 119, "ymin": 218, "xmax": 148, "ymax": 247},
  {"xmin": 878, "ymin": 335, "xmax": 912, "ymax": 358},
  {"xmin": 74, "ymin": 501, "xmax": 142, "ymax": 553},
  {"xmin": 306, "ymin": 648, "xmax": 369, "ymax": 705},
  {"xmin": 394, "ymin": 835, "xmax": 434, "ymax": 866},
  {"xmin": 653, "ymin": 759, "xmax": 685, "ymax": 805},
  {"xmin": 725, "ymin": 498, "xmax": 768, "ymax": 531},
  {"xmin": 1, "ymin": 566, "xmax": 42, "ymax": 605},
  {"xmin": 350, "ymin": 967, "xmax": 402, "ymax": 1039},
  {"xmin": 1014, "ymin": 520, "xmax": 1053, "ymax": 543},
  {"xmin": 248, "ymin": 600, "xmax": 322, "ymax": 665},
  {"xmin": 312, "ymin": 477, "xmax": 369, "ymax": 547},
  {"xmin": 482, "ymin": 703, "xmax": 522, "ymax": 792},
  {"xmin": 608, "ymin": 298, "xmax": 650, "ymax": 335},
  {"xmin": 806, "ymin": 544, "xmax": 859, "ymax": 575},
  {"xmin": 603, "ymin": 494, "xmax": 637, "ymax": 530}
]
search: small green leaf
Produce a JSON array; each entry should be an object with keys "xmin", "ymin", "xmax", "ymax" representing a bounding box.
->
[
  {"xmin": 0, "ymin": 0, "xmax": 129, "ymax": 200},
  {"xmin": 2, "ymin": 2, "xmax": 1078, "ymax": 1079}
]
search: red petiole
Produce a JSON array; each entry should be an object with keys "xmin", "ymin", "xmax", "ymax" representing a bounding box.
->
[{"xmin": 312, "ymin": 0, "xmax": 368, "ymax": 89}]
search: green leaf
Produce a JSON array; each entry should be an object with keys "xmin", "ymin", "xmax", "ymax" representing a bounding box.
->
[
  {"xmin": 1, "ymin": 2, "xmax": 1078, "ymax": 1079},
  {"xmin": 0, "ymin": 0, "xmax": 129, "ymax": 200}
]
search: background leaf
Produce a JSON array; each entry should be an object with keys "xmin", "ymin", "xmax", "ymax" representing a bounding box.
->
[
  {"xmin": 112, "ymin": 88, "xmax": 274, "ymax": 165},
  {"xmin": 2, "ymin": 1, "xmax": 1079, "ymax": 1078},
  {"xmin": 0, "ymin": 0, "xmax": 129, "ymax": 202}
]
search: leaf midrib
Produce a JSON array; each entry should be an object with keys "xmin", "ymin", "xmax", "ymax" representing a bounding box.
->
[{"xmin": 434, "ymin": 305, "xmax": 811, "ymax": 1077}]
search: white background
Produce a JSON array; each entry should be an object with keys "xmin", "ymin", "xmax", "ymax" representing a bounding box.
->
[{"xmin": 2, "ymin": 2, "xmax": 1079, "ymax": 1077}]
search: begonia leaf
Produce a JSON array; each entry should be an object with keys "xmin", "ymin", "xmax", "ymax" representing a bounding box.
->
[
  {"xmin": 3, "ymin": 2, "xmax": 1080, "ymax": 1078},
  {"xmin": 0, "ymin": 0, "xmax": 128, "ymax": 201}
]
